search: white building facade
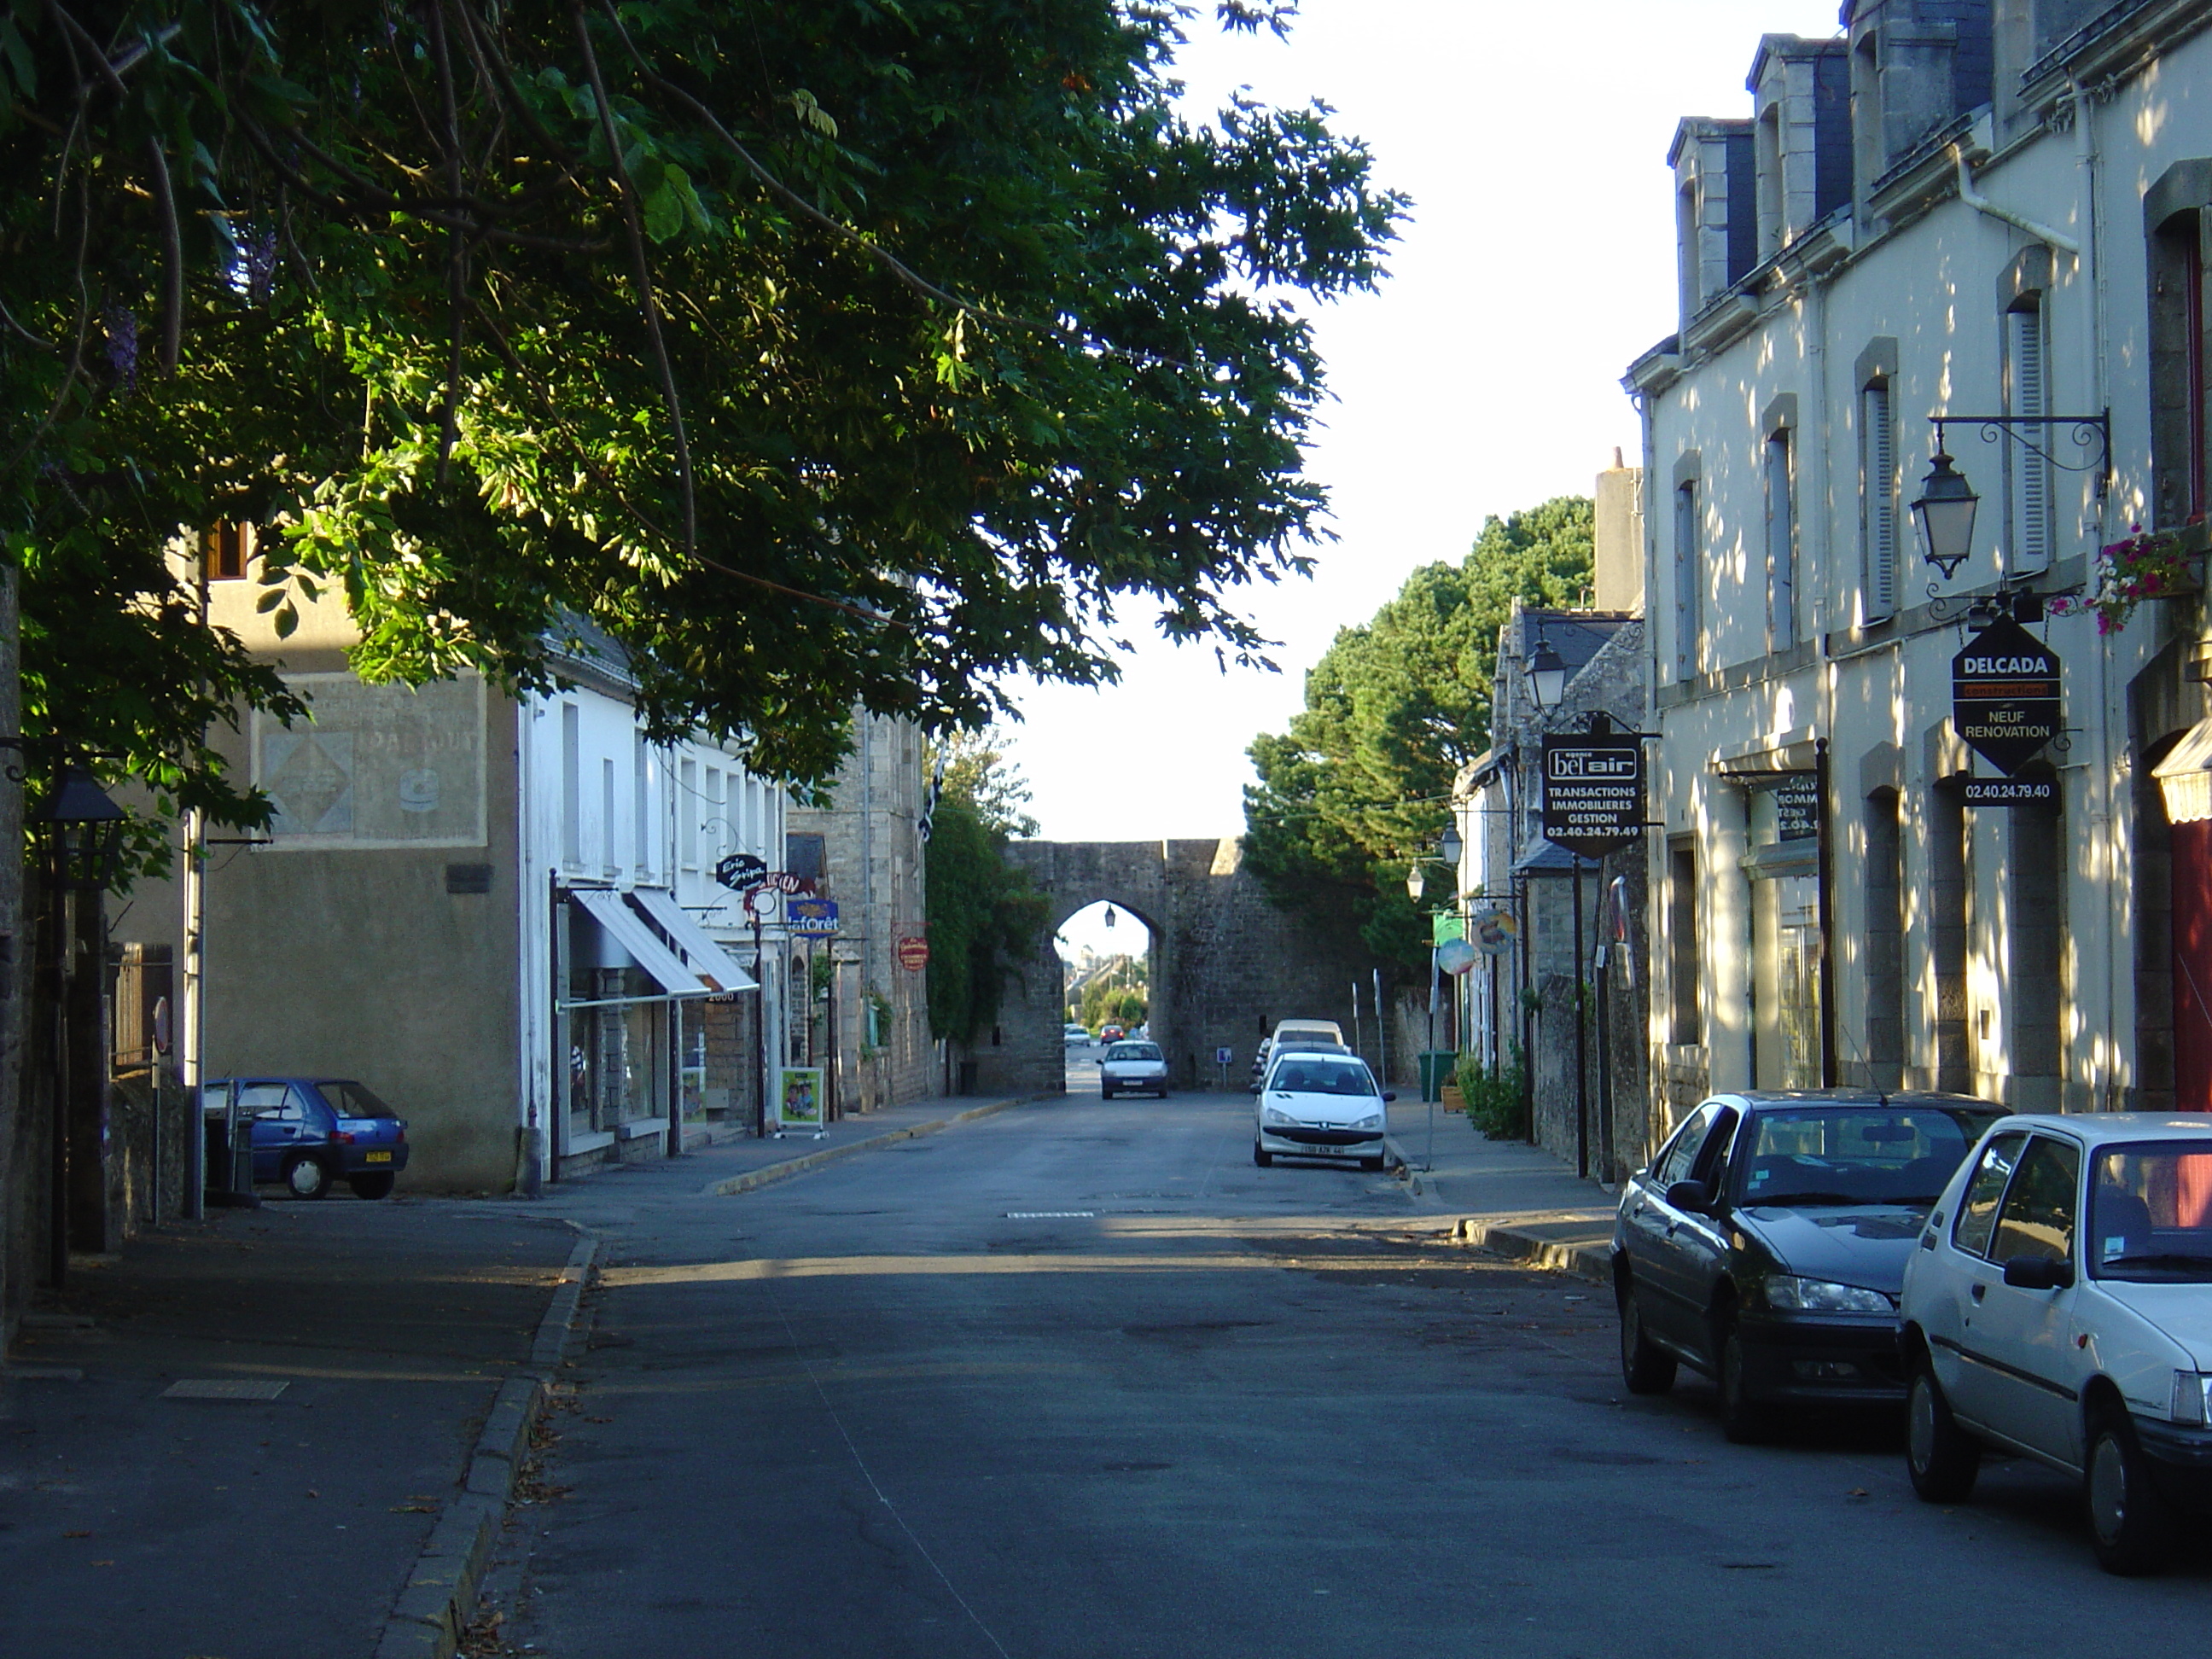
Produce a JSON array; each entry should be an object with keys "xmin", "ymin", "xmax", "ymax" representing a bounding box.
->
[{"xmin": 1627, "ymin": 3, "xmax": 2212, "ymax": 1133}]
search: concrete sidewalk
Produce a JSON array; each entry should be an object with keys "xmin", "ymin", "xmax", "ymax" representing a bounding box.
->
[
  {"xmin": 1383, "ymin": 1101, "xmax": 1615, "ymax": 1284},
  {"xmin": 0, "ymin": 1196, "xmax": 584, "ymax": 1658}
]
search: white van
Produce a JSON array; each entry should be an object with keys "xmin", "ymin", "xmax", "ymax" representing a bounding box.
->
[{"xmin": 1271, "ymin": 1019, "xmax": 1344, "ymax": 1046}]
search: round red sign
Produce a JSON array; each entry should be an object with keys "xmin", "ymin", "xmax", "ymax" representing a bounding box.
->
[{"xmin": 896, "ymin": 935, "xmax": 930, "ymax": 971}]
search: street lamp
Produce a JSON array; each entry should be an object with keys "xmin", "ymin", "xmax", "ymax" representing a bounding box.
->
[
  {"xmin": 1439, "ymin": 821, "xmax": 1464, "ymax": 867},
  {"xmin": 1910, "ymin": 448, "xmax": 1980, "ymax": 579},
  {"xmin": 1527, "ymin": 634, "xmax": 1567, "ymax": 712},
  {"xmin": 1405, "ymin": 863, "xmax": 1425, "ymax": 902},
  {"xmin": 40, "ymin": 765, "xmax": 127, "ymax": 891}
]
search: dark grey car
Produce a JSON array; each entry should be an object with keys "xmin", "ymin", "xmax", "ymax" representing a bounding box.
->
[{"xmin": 1611, "ymin": 1089, "xmax": 2002, "ymax": 1441}]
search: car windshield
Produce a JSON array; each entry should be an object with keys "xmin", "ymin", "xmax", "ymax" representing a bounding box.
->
[
  {"xmin": 2090, "ymin": 1143, "xmax": 2212, "ymax": 1281},
  {"xmin": 1270, "ymin": 1061, "xmax": 1377, "ymax": 1097},
  {"xmin": 324, "ymin": 1080, "xmax": 398, "ymax": 1119},
  {"xmin": 1735, "ymin": 1106, "xmax": 1997, "ymax": 1208},
  {"xmin": 1106, "ymin": 1043, "xmax": 1161, "ymax": 1062}
]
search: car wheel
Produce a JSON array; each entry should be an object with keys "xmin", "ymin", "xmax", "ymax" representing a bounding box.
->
[
  {"xmin": 348, "ymin": 1172, "xmax": 397, "ymax": 1201},
  {"xmin": 282, "ymin": 1154, "xmax": 333, "ymax": 1201},
  {"xmin": 1359, "ymin": 1155, "xmax": 1385, "ymax": 1173},
  {"xmin": 1616, "ymin": 1280, "xmax": 1677, "ymax": 1395},
  {"xmin": 1252, "ymin": 1142, "xmax": 1272, "ymax": 1168},
  {"xmin": 1101, "ymin": 1083, "xmax": 1115, "ymax": 1099},
  {"xmin": 2085, "ymin": 1408, "xmax": 2178, "ymax": 1575},
  {"xmin": 1905, "ymin": 1363, "xmax": 1979, "ymax": 1502},
  {"xmin": 1714, "ymin": 1313, "xmax": 1771, "ymax": 1443}
]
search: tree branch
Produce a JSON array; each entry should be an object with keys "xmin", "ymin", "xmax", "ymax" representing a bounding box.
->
[
  {"xmin": 570, "ymin": 2, "xmax": 694, "ymax": 553},
  {"xmin": 144, "ymin": 138, "xmax": 181, "ymax": 375}
]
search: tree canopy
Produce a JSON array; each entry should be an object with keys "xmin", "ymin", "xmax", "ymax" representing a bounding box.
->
[
  {"xmin": 1242, "ymin": 495, "xmax": 1595, "ymax": 967},
  {"xmin": 1, "ymin": 0, "xmax": 1405, "ymax": 824}
]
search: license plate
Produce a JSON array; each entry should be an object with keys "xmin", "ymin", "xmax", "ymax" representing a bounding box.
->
[{"xmin": 364, "ymin": 1150, "xmax": 393, "ymax": 1164}]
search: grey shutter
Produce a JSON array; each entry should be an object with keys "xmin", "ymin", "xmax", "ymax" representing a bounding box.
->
[
  {"xmin": 1675, "ymin": 481, "xmax": 1700, "ymax": 679},
  {"xmin": 1864, "ymin": 385, "xmax": 1896, "ymax": 622},
  {"xmin": 2010, "ymin": 307, "xmax": 2052, "ymax": 575},
  {"xmin": 1767, "ymin": 432, "xmax": 1796, "ymax": 648}
]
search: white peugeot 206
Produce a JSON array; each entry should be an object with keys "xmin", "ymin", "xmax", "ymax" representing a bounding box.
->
[
  {"xmin": 1252, "ymin": 1051, "xmax": 1392, "ymax": 1173},
  {"xmin": 1900, "ymin": 1113, "xmax": 2212, "ymax": 1575}
]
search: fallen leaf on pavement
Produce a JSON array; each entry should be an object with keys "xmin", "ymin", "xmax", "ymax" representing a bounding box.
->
[
  {"xmin": 1846, "ymin": 1487, "xmax": 1869, "ymax": 1498},
  {"xmin": 62, "ymin": 1530, "xmax": 90, "ymax": 1539}
]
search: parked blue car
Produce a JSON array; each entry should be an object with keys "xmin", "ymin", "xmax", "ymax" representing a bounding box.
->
[{"xmin": 204, "ymin": 1078, "xmax": 410, "ymax": 1200}]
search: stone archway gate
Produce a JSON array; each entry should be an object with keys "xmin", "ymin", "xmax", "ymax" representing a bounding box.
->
[{"xmin": 967, "ymin": 837, "xmax": 1395, "ymax": 1094}]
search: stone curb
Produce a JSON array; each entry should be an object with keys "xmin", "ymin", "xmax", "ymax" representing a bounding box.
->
[
  {"xmin": 1449, "ymin": 1216, "xmax": 1612, "ymax": 1286},
  {"xmin": 372, "ymin": 1231, "xmax": 601, "ymax": 1659},
  {"xmin": 704, "ymin": 1091, "xmax": 1061, "ymax": 1197}
]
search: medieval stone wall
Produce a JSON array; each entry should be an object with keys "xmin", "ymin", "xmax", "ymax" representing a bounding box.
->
[{"xmin": 972, "ymin": 836, "xmax": 1396, "ymax": 1097}]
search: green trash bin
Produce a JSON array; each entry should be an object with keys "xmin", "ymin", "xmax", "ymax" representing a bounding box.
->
[{"xmin": 1417, "ymin": 1051, "xmax": 1456, "ymax": 1104}]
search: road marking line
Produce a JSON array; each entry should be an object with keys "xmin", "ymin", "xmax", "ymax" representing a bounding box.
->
[{"xmin": 1004, "ymin": 1211, "xmax": 1094, "ymax": 1219}]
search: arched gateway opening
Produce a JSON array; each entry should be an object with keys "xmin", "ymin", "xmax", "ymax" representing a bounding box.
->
[{"xmin": 959, "ymin": 837, "xmax": 1395, "ymax": 1097}]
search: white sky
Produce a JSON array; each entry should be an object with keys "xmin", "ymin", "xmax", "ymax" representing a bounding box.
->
[{"xmin": 1002, "ymin": 0, "xmax": 1845, "ymax": 898}]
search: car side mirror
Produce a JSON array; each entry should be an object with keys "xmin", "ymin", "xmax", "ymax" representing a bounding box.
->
[
  {"xmin": 1382, "ymin": 1091, "xmax": 1396, "ymax": 1103},
  {"xmin": 1664, "ymin": 1179, "xmax": 1714, "ymax": 1214},
  {"xmin": 2000, "ymin": 1254, "xmax": 2075, "ymax": 1290},
  {"xmin": 1247, "ymin": 1084, "xmax": 1260, "ymax": 1095}
]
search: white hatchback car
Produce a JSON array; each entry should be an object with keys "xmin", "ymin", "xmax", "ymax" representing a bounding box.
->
[
  {"xmin": 1253, "ymin": 1051, "xmax": 1392, "ymax": 1171},
  {"xmin": 1900, "ymin": 1114, "xmax": 2212, "ymax": 1574},
  {"xmin": 1098, "ymin": 1040, "xmax": 1169, "ymax": 1099}
]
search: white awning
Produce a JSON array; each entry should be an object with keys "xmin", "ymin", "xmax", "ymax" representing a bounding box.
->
[
  {"xmin": 2157, "ymin": 719, "xmax": 2212, "ymax": 825},
  {"xmin": 569, "ymin": 888, "xmax": 709, "ymax": 998},
  {"xmin": 627, "ymin": 887, "xmax": 758, "ymax": 993}
]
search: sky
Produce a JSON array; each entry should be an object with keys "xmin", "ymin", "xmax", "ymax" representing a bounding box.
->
[{"xmin": 1010, "ymin": 0, "xmax": 1846, "ymax": 960}]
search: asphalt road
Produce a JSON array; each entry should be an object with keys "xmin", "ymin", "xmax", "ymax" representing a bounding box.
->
[{"xmin": 498, "ymin": 1089, "xmax": 2212, "ymax": 1657}]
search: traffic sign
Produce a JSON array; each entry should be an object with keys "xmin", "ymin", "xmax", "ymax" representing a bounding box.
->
[
  {"xmin": 896, "ymin": 935, "xmax": 930, "ymax": 970},
  {"xmin": 787, "ymin": 897, "xmax": 840, "ymax": 937},
  {"xmin": 1541, "ymin": 733, "xmax": 1644, "ymax": 856},
  {"xmin": 1953, "ymin": 617, "xmax": 2061, "ymax": 777}
]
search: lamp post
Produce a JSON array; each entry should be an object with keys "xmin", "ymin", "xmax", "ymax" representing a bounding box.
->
[
  {"xmin": 39, "ymin": 765, "xmax": 126, "ymax": 1285},
  {"xmin": 1524, "ymin": 638, "xmax": 1598, "ymax": 1179},
  {"xmin": 1910, "ymin": 448, "xmax": 1980, "ymax": 579}
]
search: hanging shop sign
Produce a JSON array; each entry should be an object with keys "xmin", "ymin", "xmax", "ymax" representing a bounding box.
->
[
  {"xmin": 787, "ymin": 897, "xmax": 841, "ymax": 937},
  {"xmin": 1953, "ymin": 617, "xmax": 2063, "ymax": 777},
  {"xmin": 713, "ymin": 851, "xmax": 768, "ymax": 891},
  {"xmin": 1541, "ymin": 733, "xmax": 1645, "ymax": 857},
  {"xmin": 1435, "ymin": 937, "xmax": 1480, "ymax": 976},
  {"xmin": 1470, "ymin": 907, "xmax": 1519, "ymax": 958},
  {"xmin": 1963, "ymin": 777, "xmax": 2057, "ymax": 809},
  {"xmin": 1771, "ymin": 772, "xmax": 1821, "ymax": 841},
  {"xmin": 1431, "ymin": 913, "xmax": 1466, "ymax": 946},
  {"xmin": 896, "ymin": 935, "xmax": 930, "ymax": 971}
]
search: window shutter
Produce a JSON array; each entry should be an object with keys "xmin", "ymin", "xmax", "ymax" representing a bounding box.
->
[
  {"xmin": 1675, "ymin": 481, "xmax": 1700, "ymax": 679},
  {"xmin": 1864, "ymin": 385, "xmax": 1896, "ymax": 622},
  {"xmin": 2011, "ymin": 307, "xmax": 2052, "ymax": 575},
  {"xmin": 1767, "ymin": 433, "xmax": 1795, "ymax": 648}
]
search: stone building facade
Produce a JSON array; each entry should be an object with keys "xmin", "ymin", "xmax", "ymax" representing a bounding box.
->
[
  {"xmin": 1627, "ymin": 2, "xmax": 2212, "ymax": 1127},
  {"xmin": 785, "ymin": 711, "xmax": 937, "ymax": 1113}
]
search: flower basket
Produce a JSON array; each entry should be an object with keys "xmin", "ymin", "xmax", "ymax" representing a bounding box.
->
[{"xmin": 2054, "ymin": 522, "xmax": 2206, "ymax": 635}]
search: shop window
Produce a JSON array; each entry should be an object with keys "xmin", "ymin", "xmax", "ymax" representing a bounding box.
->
[
  {"xmin": 1930, "ymin": 783, "xmax": 1970, "ymax": 1091},
  {"xmin": 2009, "ymin": 790, "xmax": 2064, "ymax": 1096}
]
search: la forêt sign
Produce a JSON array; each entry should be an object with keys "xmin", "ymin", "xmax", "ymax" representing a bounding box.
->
[
  {"xmin": 1540, "ymin": 733, "xmax": 1644, "ymax": 857},
  {"xmin": 1953, "ymin": 617, "xmax": 2062, "ymax": 777},
  {"xmin": 786, "ymin": 897, "xmax": 840, "ymax": 937}
]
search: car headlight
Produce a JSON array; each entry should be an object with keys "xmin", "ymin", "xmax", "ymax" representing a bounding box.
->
[
  {"xmin": 1763, "ymin": 1274, "xmax": 1895, "ymax": 1313},
  {"xmin": 2171, "ymin": 1371, "xmax": 2212, "ymax": 1426},
  {"xmin": 1355, "ymin": 1111, "xmax": 1383, "ymax": 1129},
  {"xmin": 1262, "ymin": 1105, "xmax": 1296, "ymax": 1126}
]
